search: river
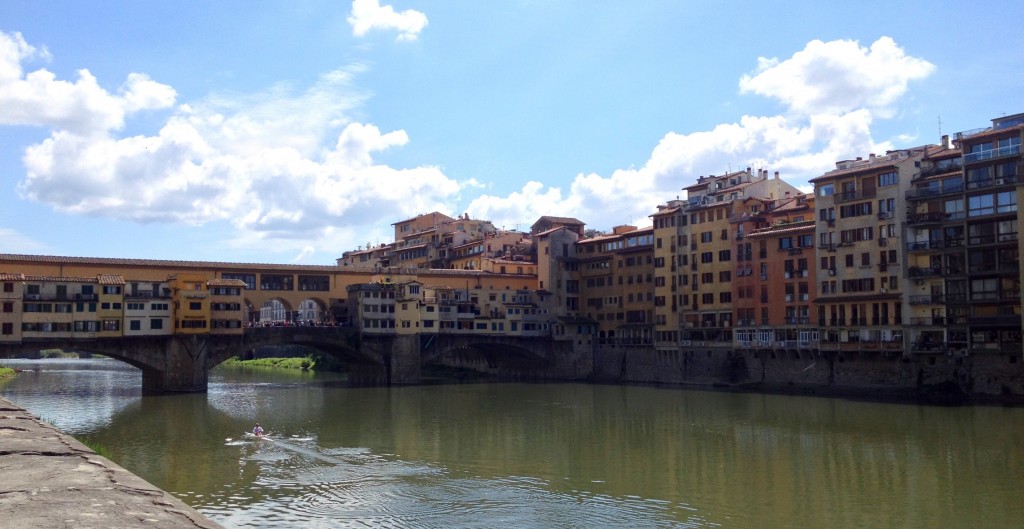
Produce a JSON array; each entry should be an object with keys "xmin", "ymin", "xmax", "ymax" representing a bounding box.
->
[{"xmin": 1, "ymin": 357, "xmax": 1021, "ymax": 528}]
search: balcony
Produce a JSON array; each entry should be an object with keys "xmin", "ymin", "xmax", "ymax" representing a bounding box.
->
[
  {"xmin": 907, "ymin": 212, "xmax": 951, "ymax": 226},
  {"xmin": 908, "ymin": 266, "xmax": 943, "ymax": 278},
  {"xmin": 966, "ymin": 315, "xmax": 1022, "ymax": 326},
  {"xmin": 906, "ymin": 181, "xmax": 964, "ymax": 200},
  {"xmin": 909, "ymin": 294, "xmax": 944, "ymax": 305},
  {"xmin": 834, "ymin": 189, "xmax": 876, "ymax": 204},
  {"xmin": 963, "ymin": 144, "xmax": 1021, "ymax": 164}
]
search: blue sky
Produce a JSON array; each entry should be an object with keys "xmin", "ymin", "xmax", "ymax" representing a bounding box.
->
[{"xmin": 2, "ymin": 1, "xmax": 1022, "ymax": 265}]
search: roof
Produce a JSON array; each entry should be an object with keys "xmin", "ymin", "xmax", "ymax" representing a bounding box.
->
[
  {"xmin": 533, "ymin": 215, "xmax": 584, "ymax": 226},
  {"xmin": 809, "ymin": 147, "xmax": 931, "ymax": 183},
  {"xmin": 97, "ymin": 274, "xmax": 125, "ymax": 285},
  {"xmin": 958, "ymin": 123, "xmax": 1024, "ymax": 142},
  {"xmin": 23, "ymin": 275, "xmax": 98, "ymax": 283},
  {"xmin": 391, "ymin": 211, "xmax": 454, "ymax": 226},
  {"xmin": 0, "ymin": 273, "xmax": 25, "ymax": 281},
  {"xmin": 744, "ymin": 220, "xmax": 816, "ymax": 239},
  {"xmin": 649, "ymin": 205, "xmax": 682, "ymax": 217},
  {"xmin": 0, "ymin": 253, "xmax": 341, "ymax": 272},
  {"xmin": 207, "ymin": 278, "xmax": 247, "ymax": 288}
]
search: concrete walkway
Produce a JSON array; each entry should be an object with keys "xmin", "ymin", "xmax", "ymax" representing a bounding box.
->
[{"xmin": 0, "ymin": 397, "xmax": 224, "ymax": 529}]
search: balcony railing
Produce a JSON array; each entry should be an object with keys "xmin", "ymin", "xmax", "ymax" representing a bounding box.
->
[
  {"xmin": 964, "ymin": 144, "xmax": 1021, "ymax": 163},
  {"xmin": 834, "ymin": 189, "xmax": 877, "ymax": 204},
  {"xmin": 909, "ymin": 294, "xmax": 944, "ymax": 305}
]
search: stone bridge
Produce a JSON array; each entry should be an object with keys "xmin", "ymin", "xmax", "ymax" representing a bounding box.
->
[{"xmin": 0, "ymin": 328, "xmax": 592, "ymax": 393}]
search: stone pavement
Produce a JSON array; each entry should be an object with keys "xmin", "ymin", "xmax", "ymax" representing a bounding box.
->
[{"xmin": 0, "ymin": 397, "xmax": 224, "ymax": 529}]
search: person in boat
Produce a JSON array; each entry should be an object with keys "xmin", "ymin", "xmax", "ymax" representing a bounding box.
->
[{"xmin": 252, "ymin": 423, "xmax": 264, "ymax": 437}]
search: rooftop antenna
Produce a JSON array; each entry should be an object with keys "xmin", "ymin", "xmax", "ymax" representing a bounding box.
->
[{"xmin": 938, "ymin": 116, "xmax": 942, "ymax": 139}]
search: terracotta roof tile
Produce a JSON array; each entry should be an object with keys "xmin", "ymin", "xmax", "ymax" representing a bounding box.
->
[
  {"xmin": 0, "ymin": 253, "xmax": 341, "ymax": 271},
  {"xmin": 207, "ymin": 279, "xmax": 247, "ymax": 287}
]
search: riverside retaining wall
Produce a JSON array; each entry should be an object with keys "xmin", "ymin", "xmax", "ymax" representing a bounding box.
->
[
  {"xmin": 0, "ymin": 396, "xmax": 225, "ymax": 529},
  {"xmin": 592, "ymin": 346, "xmax": 1024, "ymax": 404}
]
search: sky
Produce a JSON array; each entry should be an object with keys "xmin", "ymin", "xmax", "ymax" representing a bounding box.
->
[{"xmin": 2, "ymin": 1, "xmax": 1022, "ymax": 265}]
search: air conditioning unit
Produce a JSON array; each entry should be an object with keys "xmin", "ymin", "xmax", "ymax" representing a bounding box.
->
[
  {"xmin": 785, "ymin": 294, "xmax": 794, "ymax": 302},
  {"xmin": 784, "ymin": 271, "xmax": 792, "ymax": 279},
  {"xmin": 828, "ymin": 269, "xmax": 836, "ymax": 276},
  {"xmin": 880, "ymin": 287, "xmax": 887, "ymax": 293}
]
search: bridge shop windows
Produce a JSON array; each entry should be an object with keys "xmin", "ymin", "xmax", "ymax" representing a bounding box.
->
[
  {"xmin": 222, "ymin": 274, "xmax": 256, "ymax": 290},
  {"xmin": 298, "ymin": 275, "xmax": 330, "ymax": 291},
  {"xmin": 260, "ymin": 274, "xmax": 294, "ymax": 291}
]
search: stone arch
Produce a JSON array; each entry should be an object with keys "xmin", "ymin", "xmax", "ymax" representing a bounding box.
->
[
  {"xmin": 256, "ymin": 297, "xmax": 295, "ymax": 325},
  {"xmin": 295, "ymin": 296, "xmax": 331, "ymax": 324}
]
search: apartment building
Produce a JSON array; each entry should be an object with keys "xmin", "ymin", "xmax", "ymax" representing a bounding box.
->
[
  {"xmin": 576, "ymin": 225, "xmax": 655, "ymax": 345},
  {"xmin": 208, "ymin": 278, "xmax": 246, "ymax": 334},
  {"xmin": 651, "ymin": 200, "xmax": 686, "ymax": 350},
  {"xmin": 0, "ymin": 273, "xmax": 24, "ymax": 343},
  {"xmin": 735, "ymin": 194, "xmax": 818, "ymax": 351},
  {"xmin": 348, "ymin": 282, "xmax": 397, "ymax": 333},
  {"xmin": 170, "ymin": 273, "xmax": 210, "ymax": 334},
  {"xmin": 123, "ymin": 279, "xmax": 173, "ymax": 337},
  {"xmin": 812, "ymin": 149, "xmax": 924, "ymax": 354},
  {"xmin": 680, "ymin": 168, "xmax": 800, "ymax": 345},
  {"xmin": 904, "ymin": 114, "xmax": 1024, "ymax": 358}
]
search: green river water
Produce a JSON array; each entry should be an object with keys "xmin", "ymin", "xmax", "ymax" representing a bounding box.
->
[{"xmin": 1, "ymin": 357, "xmax": 1021, "ymax": 528}]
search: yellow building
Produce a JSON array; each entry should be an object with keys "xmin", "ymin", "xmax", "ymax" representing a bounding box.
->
[
  {"xmin": 0, "ymin": 273, "xmax": 25, "ymax": 343},
  {"xmin": 170, "ymin": 273, "xmax": 211, "ymax": 334},
  {"xmin": 681, "ymin": 168, "xmax": 800, "ymax": 345},
  {"xmin": 651, "ymin": 200, "xmax": 686, "ymax": 350},
  {"xmin": 208, "ymin": 278, "xmax": 246, "ymax": 335}
]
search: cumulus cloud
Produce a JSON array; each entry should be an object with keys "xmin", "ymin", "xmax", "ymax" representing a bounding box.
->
[
  {"xmin": 739, "ymin": 37, "xmax": 935, "ymax": 118},
  {"xmin": 3, "ymin": 30, "xmax": 461, "ymax": 260},
  {"xmin": 348, "ymin": 0, "xmax": 428, "ymax": 42},
  {"xmin": 0, "ymin": 32, "xmax": 176, "ymax": 134},
  {"xmin": 470, "ymin": 37, "xmax": 933, "ymax": 232}
]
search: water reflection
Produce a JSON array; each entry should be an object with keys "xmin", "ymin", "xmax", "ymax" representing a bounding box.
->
[{"xmin": 2, "ymin": 359, "xmax": 1023, "ymax": 528}]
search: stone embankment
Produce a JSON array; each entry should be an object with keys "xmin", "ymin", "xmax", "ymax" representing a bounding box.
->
[{"xmin": 0, "ymin": 396, "xmax": 224, "ymax": 529}]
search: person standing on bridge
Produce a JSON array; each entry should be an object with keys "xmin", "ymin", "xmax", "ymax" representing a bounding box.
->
[{"xmin": 252, "ymin": 423, "xmax": 264, "ymax": 437}]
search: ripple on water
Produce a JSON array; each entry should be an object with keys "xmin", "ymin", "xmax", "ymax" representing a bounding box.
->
[{"xmin": 202, "ymin": 437, "xmax": 709, "ymax": 529}]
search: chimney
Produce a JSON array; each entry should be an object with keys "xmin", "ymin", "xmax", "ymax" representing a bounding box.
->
[
  {"xmin": 774, "ymin": 171, "xmax": 780, "ymax": 179},
  {"xmin": 941, "ymin": 135, "xmax": 950, "ymax": 149}
]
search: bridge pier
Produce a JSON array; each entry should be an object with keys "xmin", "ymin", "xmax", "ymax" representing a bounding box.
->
[{"xmin": 142, "ymin": 335, "xmax": 211, "ymax": 393}]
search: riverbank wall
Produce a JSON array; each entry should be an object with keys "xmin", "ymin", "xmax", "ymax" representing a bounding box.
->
[
  {"xmin": 591, "ymin": 346, "xmax": 1024, "ymax": 405},
  {"xmin": 0, "ymin": 396, "xmax": 225, "ymax": 529}
]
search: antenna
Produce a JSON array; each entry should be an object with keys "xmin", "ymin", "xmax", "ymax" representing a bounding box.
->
[{"xmin": 938, "ymin": 116, "xmax": 942, "ymax": 139}]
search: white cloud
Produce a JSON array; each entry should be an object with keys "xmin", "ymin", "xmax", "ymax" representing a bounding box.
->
[
  {"xmin": 0, "ymin": 32, "xmax": 176, "ymax": 134},
  {"xmin": 0, "ymin": 227, "xmax": 51, "ymax": 254},
  {"xmin": 469, "ymin": 38, "xmax": 931, "ymax": 232},
  {"xmin": 3, "ymin": 30, "xmax": 461, "ymax": 259},
  {"xmin": 738, "ymin": 37, "xmax": 935, "ymax": 118},
  {"xmin": 348, "ymin": 0, "xmax": 428, "ymax": 42}
]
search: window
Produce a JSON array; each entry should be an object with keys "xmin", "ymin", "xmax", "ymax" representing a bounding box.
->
[
  {"xmin": 130, "ymin": 320, "xmax": 141, "ymax": 331},
  {"xmin": 222, "ymin": 274, "xmax": 256, "ymax": 290},
  {"xmin": 878, "ymin": 171, "xmax": 898, "ymax": 187},
  {"xmin": 818, "ymin": 184, "xmax": 835, "ymax": 197}
]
